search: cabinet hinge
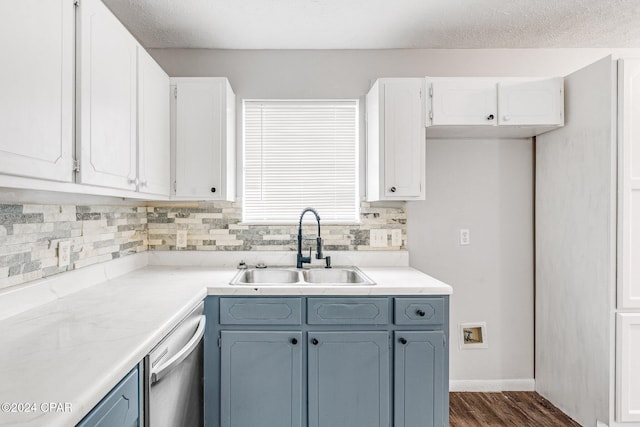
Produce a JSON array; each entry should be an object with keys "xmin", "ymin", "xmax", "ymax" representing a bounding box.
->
[
  {"xmin": 429, "ymin": 85, "xmax": 433, "ymax": 97},
  {"xmin": 73, "ymin": 159, "xmax": 80, "ymax": 173},
  {"xmin": 174, "ymin": 87, "xmax": 177, "ymax": 99},
  {"xmin": 217, "ymin": 336, "xmax": 221, "ymax": 348},
  {"xmin": 429, "ymin": 111, "xmax": 433, "ymax": 120},
  {"xmin": 173, "ymin": 180, "xmax": 177, "ymax": 192}
]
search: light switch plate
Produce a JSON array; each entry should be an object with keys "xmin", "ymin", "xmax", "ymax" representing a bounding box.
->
[
  {"xmin": 370, "ymin": 229, "xmax": 388, "ymax": 247},
  {"xmin": 58, "ymin": 240, "xmax": 71, "ymax": 267},
  {"xmin": 176, "ymin": 230, "xmax": 188, "ymax": 248},
  {"xmin": 459, "ymin": 229, "xmax": 470, "ymax": 246},
  {"xmin": 391, "ymin": 229, "xmax": 402, "ymax": 247}
]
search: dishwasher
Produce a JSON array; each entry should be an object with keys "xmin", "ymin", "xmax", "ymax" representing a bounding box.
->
[{"xmin": 144, "ymin": 302, "xmax": 205, "ymax": 427}]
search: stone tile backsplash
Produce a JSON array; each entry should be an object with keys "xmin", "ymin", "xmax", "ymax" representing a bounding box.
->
[
  {"xmin": 147, "ymin": 201, "xmax": 406, "ymax": 251},
  {"xmin": 0, "ymin": 201, "xmax": 406, "ymax": 290},
  {"xmin": 0, "ymin": 205, "xmax": 147, "ymax": 290}
]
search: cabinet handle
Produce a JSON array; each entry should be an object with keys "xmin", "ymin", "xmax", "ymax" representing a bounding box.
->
[
  {"xmin": 399, "ymin": 337, "xmax": 408, "ymax": 345},
  {"xmin": 128, "ymin": 178, "xmax": 139, "ymax": 186},
  {"xmin": 290, "ymin": 338, "xmax": 298, "ymax": 345},
  {"xmin": 311, "ymin": 338, "xmax": 319, "ymax": 345},
  {"xmin": 211, "ymin": 187, "xmax": 217, "ymax": 193},
  {"xmin": 487, "ymin": 114, "xmax": 495, "ymax": 121},
  {"xmin": 416, "ymin": 309, "xmax": 426, "ymax": 317},
  {"xmin": 390, "ymin": 187, "xmax": 397, "ymax": 193},
  {"xmin": 140, "ymin": 180, "xmax": 148, "ymax": 188}
]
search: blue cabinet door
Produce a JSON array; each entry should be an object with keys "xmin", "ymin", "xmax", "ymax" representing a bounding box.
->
[
  {"xmin": 307, "ymin": 331, "xmax": 390, "ymax": 427},
  {"xmin": 77, "ymin": 367, "xmax": 139, "ymax": 427},
  {"xmin": 220, "ymin": 331, "xmax": 303, "ymax": 427},
  {"xmin": 394, "ymin": 331, "xmax": 447, "ymax": 427}
]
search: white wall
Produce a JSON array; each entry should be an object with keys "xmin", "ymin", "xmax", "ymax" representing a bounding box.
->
[
  {"xmin": 149, "ymin": 48, "xmax": 640, "ymax": 388},
  {"xmin": 536, "ymin": 57, "xmax": 617, "ymax": 426}
]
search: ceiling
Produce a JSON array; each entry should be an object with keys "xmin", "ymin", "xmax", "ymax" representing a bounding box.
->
[{"xmin": 102, "ymin": 0, "xmax": 640, "ymax": 50}]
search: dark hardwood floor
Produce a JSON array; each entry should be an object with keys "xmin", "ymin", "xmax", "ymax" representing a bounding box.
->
[{"xmin": 450, "ymin": 392, "xmax": 582, "ymax": 426}]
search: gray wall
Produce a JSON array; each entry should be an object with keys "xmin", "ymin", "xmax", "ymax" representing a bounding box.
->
[{"xmin": 148, "ymin": 48, "xmax": 635, "ymax": 386}]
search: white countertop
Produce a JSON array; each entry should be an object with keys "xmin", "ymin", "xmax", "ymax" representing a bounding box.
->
[{"xmin": 0, "ymin": 261, "xmax": 451, "ymax": 426}]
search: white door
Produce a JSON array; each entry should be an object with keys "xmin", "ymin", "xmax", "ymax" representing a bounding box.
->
[
  {"xmin": 174, "ymin": 79, "xmax": 224, "ymax": 199},
  {"xmin": 138, "ymin": 48, "xmax": 170, "ymax": 196},
  {"xmin": 498, "ymin": 78, "xmax": 564, "ymax": 126},
  {"xmin": 77, "ymin": 0, "xmax": 137, "ymax": 190},
  {"xmin": 619, "ymin": 59, "xmax": 640, "ymax": 310},
  {"xmin": 382, "ymin": 79, "xmax": 425, "ymax": 199},
  {"xmin": 0, "ymin": 0, "xmax": 74, "ymax": 182},
  {"xmin": 617, "ymin": 313, "xmax": 640, "ymax": 422},
  {"xmin": 428, "ymin": 79, "xmax": 497, "ymax": 126}
]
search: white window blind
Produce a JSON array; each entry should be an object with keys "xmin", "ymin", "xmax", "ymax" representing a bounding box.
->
[{"xmin": 243, "ymin": 100, "xmax": 359, "ymax": 223}]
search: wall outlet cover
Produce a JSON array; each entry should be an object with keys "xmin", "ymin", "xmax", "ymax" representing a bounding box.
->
[
  {"xmin": 58, "ymin": 240, "xmax": 71, "ymax": 267},
  {"xmin": 370, "ymin": 229, "xmax": 388, "ymax": 248},
  {"xmin": 176, "ymin": 230, "xmax": 188, "ymax": 248},
  {"xmin": 459, "ymin": 228, "xmax": 470, "ymax": 246}
]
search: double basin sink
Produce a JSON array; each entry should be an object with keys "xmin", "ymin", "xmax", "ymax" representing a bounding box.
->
[{"xmin": 230, "ymin": 267, "xmax": 375, "ymax": 286}]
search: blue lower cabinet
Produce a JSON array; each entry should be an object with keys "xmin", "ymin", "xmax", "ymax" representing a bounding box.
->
[
  {"xmin": 307, "ymin": 331, "xmax": 390, "ymax": 427},
  {"xmin": 220, "ymin": 331, "xmax": 303, "ymax": 427},
  {"xmin": 207, "ymin": 296, "xmax": 449, "ymax": 427},
  {"xmin": 394, "ymin": 331, "xmax": 447, "ymax": 427},
  {"xmin": 77, "ymin": 367, "xmax": 139, "ymax": 427}
]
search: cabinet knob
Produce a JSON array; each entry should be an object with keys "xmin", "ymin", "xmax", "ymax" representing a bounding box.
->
[
  {"xmin": 416, "ymin": 309, "xmax": 426, "ymax": 317},
  {"xmin": 390, "ymin": 187, "xmax": 397, "ymax": 193},
  {"xmin": 140, "ymin": 180, "xmax": 148, "ymax": 188},
  {"xmin": 128, "ymin": 178, "xmax": 139, "ymax": 186},
  {"xmin": 399, "ymin": 337, "xmax": 408, "ymax": 345},
  {"xmin": 311, "ymin": 338, "xmax": 319, "ymax": 345},
  {"xmin": 503, "ymin": 115, "xmax": 510, "ymax": 122},
  {"xmin": 291, "ymin": 338, "xmax": 298, "ymax": 345},
  {"xmin": 211, "ymin": 187, "xmax": 217, "ymax": 193},
  {"xmin": 487, "ymin": 114, "xmax": 495, "ymax": 121}
]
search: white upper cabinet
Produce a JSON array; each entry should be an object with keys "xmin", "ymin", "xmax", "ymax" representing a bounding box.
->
[
  {"xmin": 618, "ymin": 58, "xmax": 640, "ymax": 310},
  {"xmin": 428, "ymin": 79, "xmax": 497, "ymax": 126},
  {"xmin": 172, "ymin": 78, "xmax": 236, "ymax": 201},
  {"xmin": 367, "ymin": 78, "xmax": 425, "ymax": 201},
  {"xmin": 498, "ymin": 78, "xmax": 564, "ymax": 126},
  {"xmin": 77, "ymin": 0, "xmax": 138, "ymax": 191},
  {"xmin": 138, "ymin": 48, "xmax": 170, "ymax": 196},
  {"xmin": 425, "ymin": 77, "xmax": 564, "ymax": 138},
  {"xmin": 0, "ymin": 0, "xmax": 74, "ymax": 182}
]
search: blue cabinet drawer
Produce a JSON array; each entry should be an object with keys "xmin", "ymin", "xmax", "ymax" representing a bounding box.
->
[
  {"xmin": 77, "ymin": 367, "xmax": 139, "ymax": 427},
  {"xmin": 394, "ymin": 297, "xmax": 445, "ymax": 325},
  {"xmin": 307, "ymin": 298, "xmax": 389, "ymax": 324},
  {"xmin": 219, "ymin": 298, "xmax": 302, "ymax": 325}
]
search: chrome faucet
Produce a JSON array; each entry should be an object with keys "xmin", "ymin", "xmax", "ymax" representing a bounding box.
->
[{"xmin": 296, "ymin": 208, "xmax": 331, "ymax": 268}]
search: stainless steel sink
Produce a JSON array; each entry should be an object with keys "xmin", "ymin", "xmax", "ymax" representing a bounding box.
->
[
  {"xmin": 229, "ymin": 267, "xmax": 375, "ymax": 286},
  {"xmin": 230, "ymin": 269, "xmax": 300, "ymax": 285},
  {"xmin": 301, "ymin": 267, "xmax": 375, "ymax": 285}
]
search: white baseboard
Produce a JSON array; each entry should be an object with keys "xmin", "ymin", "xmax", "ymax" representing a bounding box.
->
[{"xmin": 449, "ymin": 379, "xmax": 535, "ymax": 392}]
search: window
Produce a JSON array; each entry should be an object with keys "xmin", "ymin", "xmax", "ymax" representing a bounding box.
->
[{"xmin": 243, "ymin": 100, "xmax": 359, "ymax": 223}]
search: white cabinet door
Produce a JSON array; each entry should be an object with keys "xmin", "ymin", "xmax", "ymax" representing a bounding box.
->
[
  {"xmin": 0, "ymin": 0, "xmax": 73, "ymax": 182},
  {"xmin": 366, "ymin": 78, "xmax": 425, "ymax": 201},
  {"xmin": 77, "ymin": 0, "xmax": 137, "ymax": 191},
  {"xmin": 173, "ymin": 78, "xmax": 235, "ymax": 201},
  {"xmin": 138, "ymin": 48, "xmax": 170, "ymax": 196},
  {"xmin": 619, "ymin": 58, "xmax": 640, "ymax": 309},
  {"xmin": 498, "ymin": 78, "xmax": 564, "ymax": 126},
  {"xmin": 617, "ymin": 313, "xmax": 640, "ymax": 422},
  {"xmin": 428, "ymin": 79, "xmax": 497, "ymax": 126}
]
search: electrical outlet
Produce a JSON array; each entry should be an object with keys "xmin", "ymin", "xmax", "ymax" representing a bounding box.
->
[
  {"xmin": 391, "ymin": 229, "xmax": 402, "ymax": 247},
  {"xmin": 370, "ymin": 229, "xmax": 388, "ymax": 248},
  {"xmin": 459, "ymin": 229, "xmax": 470, "ymax": 246},
  {"xmin": 58, "ymin": 240, "xmax": 71, "ymax": 267},
  {"xmin": 176, "ymin": 230, "xmax": 188, "ymax": 248}
]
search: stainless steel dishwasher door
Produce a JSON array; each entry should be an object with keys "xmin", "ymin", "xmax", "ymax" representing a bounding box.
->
[{"xmin": 146, "ymin": 302, "xmax": 205, "ymax": 427}]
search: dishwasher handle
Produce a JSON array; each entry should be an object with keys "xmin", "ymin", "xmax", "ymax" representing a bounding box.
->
[{"xmin": 150, "ymin": 315, "xmax": 206, "ymax": 385}]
